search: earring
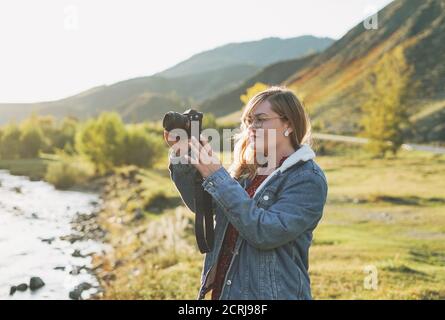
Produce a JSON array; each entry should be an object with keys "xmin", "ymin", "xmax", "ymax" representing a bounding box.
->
[{"xmin": 284, "ymin": 129, "xmax": 290, "ymax": 137}]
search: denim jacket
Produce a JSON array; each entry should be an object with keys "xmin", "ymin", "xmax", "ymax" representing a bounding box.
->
[{"xmin": 168, "ymin": 145, "xmax": 328, "ymax": 300}]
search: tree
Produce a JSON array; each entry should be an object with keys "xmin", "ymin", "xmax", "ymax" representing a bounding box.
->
[
  {"xmin": 122, "ymin": 127, "xmax": 164, "ymax": 168},
  {"xmin": 75, "ymin": 112, "xmax": 126, "ymax": 173},
  {"xmin": 19, "ymin": 125, "xmax": 47, "ymax": 158},
  {"xmin": 202, "ymin": 112, "xmax": 217, "ymax": 129},
  {"xmin": 34, "ymin": 114, "xmax": 56, "ymax": 153},
  {"xmin": 240, "ymin": 82, "xmax": 269, "ymax": 106},
  {"xmin": 361, "ymin": 47, "xmax": 412, "ymax": 157},
  {"xmin": 53, "ymin": 116, "xmax": 79, "ymax": 152},
  {"xmin": 0, "ymin": 124, "xmax": 21, "ymax": 159}
]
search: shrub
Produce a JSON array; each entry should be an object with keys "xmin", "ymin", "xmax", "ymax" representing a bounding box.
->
[
  {"xmin": 19, "ymin": 125, "xmax": 47, "ymax": 158},
  {"xmin": 122, "ymin": 127, "xmax": 164, "ymax": 168},
  {"xmin": 142, "ymin": 189, "xmax": 169, "ymax": 213},
  {"xmin": 0, "ymin": 124, "xmax": 21, "ymax": 159},
  {"xmin": 44, "ymin": 156, "xmax": 95, "ymax": 189},
  {"xmin": 75, "ymin": 112, "xmax": 126, "ymax": 173}
]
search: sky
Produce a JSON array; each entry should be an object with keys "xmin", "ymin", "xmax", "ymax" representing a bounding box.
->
[{"xmin": 0, "ymin": 0, "xmax": 393, "ymax": 103}]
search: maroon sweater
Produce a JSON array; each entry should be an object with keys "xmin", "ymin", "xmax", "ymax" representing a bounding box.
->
[{"xmin": 211, "ymin": 156, "xmax": 289, "ymax": 300}]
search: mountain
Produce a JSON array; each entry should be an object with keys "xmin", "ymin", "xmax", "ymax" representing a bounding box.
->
[
  {"xmin": 199, "ymin": 53, "xmax": 319, "ymax": 118},
  {"xmin": 0, "ymin": 67, "xmax": 257, "ymax": 125},
  {"xmin": 157, "ymin": 36, "xmax": 334, "ymax": 78},
  {"xmin": 201, "ymin": 0, "xmax": 445, "ymax": 143},
  {"xmin": 282, "ymin": 0, "xmax": 445, "ymax": 142},
  {"xmin": 0, "ymin": 36, "xmax": 334, "ymax": 125}
]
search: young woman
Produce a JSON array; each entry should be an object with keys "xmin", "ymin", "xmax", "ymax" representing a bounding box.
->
[{"xmin": 164, "ymin": 87, "xmax": 328, "ymax": 300}]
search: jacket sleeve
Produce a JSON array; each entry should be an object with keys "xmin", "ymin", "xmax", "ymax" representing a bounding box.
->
[
  {"xmin": 201, "ymin": 166, "xmax": 327, "ymax": 250},
  {"xmin": 168, "ymin": 151, "xmax": 199, "ymax": 214}
]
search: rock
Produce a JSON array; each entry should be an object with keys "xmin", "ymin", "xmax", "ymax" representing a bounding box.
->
[
  {"xmin": 92, "ymin": 263, "xmax": 104, "ymax": 271},
  {"xmin": 9, "ymin": 286, "xmax": 16, "ymax": 296},
  {"xmin": 89, "ymin": 200, "xmax": 99, "ymax": 207},
  {"xmin": 29, "ymin": 277, "xmax": 45, "ymax": 291},
  {"xmin": 60, "ymin": 234, "xmax": 83, "ymax": 244},
  {"xmin": 128, "ymin": 169, "xmax": 138, "ymax": 180},
  {"xmin": 70, "ymin": 265, "xmax": 86, "ymax": 275},
  {"xmin": 41, "ymin": 237, "xmax": 55, "ymax": 244},
  {"xmin": 13, "ymin": 186, "xmax": 22, "ymax": 194},
  {"xmin": 69, "ymin": 282, "xmax": 93, "ymax": 300},
  {"xmin": 31, "ymin": 213, "xmax": 39, "ymax": 219},
  {"xmin": 78, "ymin": 282, "xmax": 92, "ymax": 291},
  {"xmin": 16, "ymin": 283, "xmax": 28, "ymax": 291},
  {"xmin": 54, "ymin": 266, "xmax": 65, "ymax": 271},
  {"xmin": 72, "ymin": 249, "xmax": 83, "ymax": 258},
  {"xmin": 133, "ymin": 208, "xmax": 144, "ymax": 221},
  {"xmin": 72, "ymin": 250, "xmax": 93, "ymax": 258},
  {"xmin": 102, "ymin": 273, "xmax": 116, "ymax": 282},
  {"xmin": 69, "ymin": 288, "xmax": 82, "ymax": 300},
  {"xmin": 114, "ymin": 260, "xmax": 124, "ymax": 268}
]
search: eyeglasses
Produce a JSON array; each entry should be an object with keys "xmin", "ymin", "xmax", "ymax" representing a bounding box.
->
[{"xmin": 245, "ymin": 115, "xmax": 285, "ymax": 128}]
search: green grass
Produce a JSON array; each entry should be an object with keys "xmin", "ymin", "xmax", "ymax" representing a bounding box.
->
[
  {"xmin": 9, "ymin": 146, "xmax": 442, "ymax": 299},
  {"xmin": 0, "ymin": 157, "xmax": 53, "ymax": 181},
  {"xmin": 0, "ymin": 154, "xmax": 99, "ymax": 190},
  {"xmin": 93, "ymin": 164, "xmax": 203, "ymax": 299},
  {"xmin": 310, "ymin": 150, "xmax": 445, "ymax": 299},
  {"xmin": 93, "ymin": 147, "xmax": 445, "ymax": 300}
]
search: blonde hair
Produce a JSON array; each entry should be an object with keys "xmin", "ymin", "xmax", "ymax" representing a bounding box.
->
[{"xmin": 228, "ymin": 86, "xmax": 311, "ymax": 180}]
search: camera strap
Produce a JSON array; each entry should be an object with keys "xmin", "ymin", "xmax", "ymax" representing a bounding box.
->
[{"xmin": 193, "ymin": 172, "xmax": 215, "ymax": 253}]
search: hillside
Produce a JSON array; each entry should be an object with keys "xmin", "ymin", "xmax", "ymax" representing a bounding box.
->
[
  {"xmin": 158, "ymin": 36, "xmax": 334, "ymax": 78},
  {"xmin": 0, "ymin": 67, "xmax": 256, "ymax": 124},
  {"xmin": 0, "ymin": 36, "xmax": 333, "ymax": 125},
  {"xmin": 199, "ymin": 53, "xmax": 319, "ymax": 118},
  {"xmin": 282, "ymin": 0, "xmax": 445, "ymax": 142},
  {"xmin": 199, "ymin": 0, "xmax": 444, "ymax": 143}
]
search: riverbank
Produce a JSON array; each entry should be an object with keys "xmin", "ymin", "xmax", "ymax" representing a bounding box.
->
[
  {"xmin": 90, "ymin": 149, "xmax": 445, "ymax": 299},
  {"xmin": 0, "ymin": 157, "xmax": 111, "ymax": 299},
  {"xmin": 90, "ymin": 165, "xmax": 203, "ymax": 299},
  {"xmin": 0, "ymin": 158, "xmax": 51, "ymax": 182},
  {"xmin": 0, "ymin": 170, "xmax": 105, "ymax": 299},
  {"xmin": 0, "ymin": 157, "xmax": 105, "ymax": 193},
  {"xmin": 0, "ymin": 156, "xmax": 202, "ymax": 299},
  {"xmin": 3, "ymin": 148, "xmax": 445, "ymax": 299}
]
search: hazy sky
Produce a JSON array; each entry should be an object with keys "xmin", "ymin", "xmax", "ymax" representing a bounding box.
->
[{"xmin": 0, "ymin": 0, "xmax": 393, "ymax": 103}]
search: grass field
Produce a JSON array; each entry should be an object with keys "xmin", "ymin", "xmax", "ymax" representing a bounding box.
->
[
  {"xmin": 311, "ymin": 150, "xmax": 445, "ymax": 299},
  {"xmin": 2, "ymin": 146, "xmax": 443, "ymax": 299},
  {"xmin": 92, "ymin": 147, "xmax": 445, "ymax": 300},
  {"xmin": 0, "ymin": 157, "xmax": 53, "ymax": 181}
]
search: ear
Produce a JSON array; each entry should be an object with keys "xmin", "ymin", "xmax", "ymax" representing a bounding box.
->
[
  {"xmin": 286, "ymin": 127, "xmax": 293, "ymax": 134},
  {"xmin": 285, "ymin": 122, "xmax": 293, "ymax": 134}
]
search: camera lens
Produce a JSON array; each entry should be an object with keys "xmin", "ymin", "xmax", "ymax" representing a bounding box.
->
[{"xmin": 162, "ymin": 112, "xmax": 189, "ymax": 132}]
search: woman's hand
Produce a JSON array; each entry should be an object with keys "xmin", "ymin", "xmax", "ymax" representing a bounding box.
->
[
  {"xmin": 163, "ymin": 130, "xmax": 179, "ymax": 147},
  {"xmin": 185, "ymin": 135, "xmax": 223, "ymax": 178},
  {"xmin": 164, "ymin": 130, "xmax": 189, "ymax": 157}
]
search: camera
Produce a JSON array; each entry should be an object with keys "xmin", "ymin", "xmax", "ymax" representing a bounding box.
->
[
  {"xmin": 162, "ymin": 109, "xmax": 203, "ymax": 140},
  {"xmin": 162, "ymin": 108, "xmax": 214, "ymax": 254}
]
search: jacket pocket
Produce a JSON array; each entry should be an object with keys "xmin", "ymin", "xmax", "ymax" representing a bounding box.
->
[{"xmin": 256, "ymin": 188, "xmax": 277, "ymax": 209}]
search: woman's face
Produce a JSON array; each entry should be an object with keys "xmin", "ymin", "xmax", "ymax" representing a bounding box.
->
[{"xmin": 246, "ymin": 100, "xmax": 290, "ymax": 157}]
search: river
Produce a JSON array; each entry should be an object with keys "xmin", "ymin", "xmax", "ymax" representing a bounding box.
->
[{"xmin": 0, "ymin": 170, "xmax": 106, "ymax": 300}]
